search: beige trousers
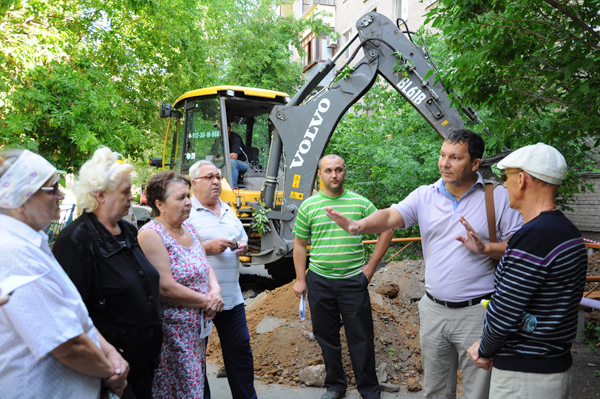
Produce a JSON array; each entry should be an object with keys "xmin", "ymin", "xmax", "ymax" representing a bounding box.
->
[
  {"xmin": 489, "ymin": 366, "xmax": 573, "ymax": 399},
  {"xmin": 419, "ymin": 294, "xmax": 491, "ymax": 399}
]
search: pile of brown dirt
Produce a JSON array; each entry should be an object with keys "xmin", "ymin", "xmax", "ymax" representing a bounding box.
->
[
  {"xmin": 206, "ymin": 260, "xmax": 426, "ymax": 390},
  {"xmin": 207, "ymin": 250, "xmax": 600, "ymax": 390},
  {"xmin": 586, "ymin": 250, "xmax": 600, "ymax": 281}
]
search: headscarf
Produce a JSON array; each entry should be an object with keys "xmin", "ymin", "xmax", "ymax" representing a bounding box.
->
[{"xmin": 0, "ymin": 150, "xmax": 57, "ymax": 209}]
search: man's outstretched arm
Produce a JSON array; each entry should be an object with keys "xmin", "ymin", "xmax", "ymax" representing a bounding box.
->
[{"xmin": 325, "ymin": 207, "xmax": 405, "ymax": 235}]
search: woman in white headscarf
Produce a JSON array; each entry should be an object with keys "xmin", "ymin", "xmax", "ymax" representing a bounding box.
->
[{"xmin": 0, "ymin": 149, "xmax": 129, "ymax": 399}]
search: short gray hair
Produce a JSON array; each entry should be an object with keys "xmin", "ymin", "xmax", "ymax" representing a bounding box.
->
[
  {"xmin": 189, "ymin": 160, "xmax": 216, "ymax": 180},
  {"xmin": 75, "ymin": 147, "xmax": 133, "ymax": 212}
]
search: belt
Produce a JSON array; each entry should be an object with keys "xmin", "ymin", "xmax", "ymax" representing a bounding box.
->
[{"xmin": 426, "ymin": 292, "xmax": 493, "ymax": 309}]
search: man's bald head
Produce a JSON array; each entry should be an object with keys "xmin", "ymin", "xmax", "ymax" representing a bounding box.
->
[{"xmin": 318, "ymin": 154, "xmax": 345, "ymax": 171}]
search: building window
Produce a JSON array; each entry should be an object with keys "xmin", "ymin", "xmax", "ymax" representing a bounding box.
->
[
  {"xmin": 303, "ymin": 0, "xmax": 335, "ymax": 14},
  {"xmin": 302, "ymin": 32, "xmax": 330, "ymax": 70},
  {"xmin": 279, "ymin": 1, "xmax": 293, "ymax": 17},
  {"xmin": 303, "ymin": 0, "xmax": 311, "ymax": 14},
  {"xmin": 343, "ymin": 30, "xmax": 351, "ymax": 59},
  {"xmin": 395, "ymin": 0, "xmax": 409, "ymax": 23}
]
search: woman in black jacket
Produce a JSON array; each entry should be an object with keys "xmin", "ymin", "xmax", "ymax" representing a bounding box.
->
[{"xmin": 54, "ymin": 147, "xmax": 162, "ymax": 399}]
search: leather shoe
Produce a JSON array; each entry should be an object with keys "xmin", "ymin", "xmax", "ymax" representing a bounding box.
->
[{"xmin": 320, "ymin": 391, "xmax": 346, "ymax": 399}]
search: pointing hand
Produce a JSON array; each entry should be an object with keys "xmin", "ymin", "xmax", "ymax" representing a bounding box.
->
[{"xmin": 325, "ymin": 207, "xmax": 360, "ymax": 235}]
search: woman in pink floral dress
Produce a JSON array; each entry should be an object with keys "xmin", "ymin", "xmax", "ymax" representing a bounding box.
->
[{"xmin": 139, "ymin": 171, "xmax": 224, "ymax": 399}]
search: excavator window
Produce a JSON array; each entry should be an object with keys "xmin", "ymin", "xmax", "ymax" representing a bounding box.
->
[
  {"xmin": 183, "ymin": 97, "xmax": 225, "ymax": 169},
  {"xmin": 228, "ymin": 114, "xmax": 271, "ymax": 170}
]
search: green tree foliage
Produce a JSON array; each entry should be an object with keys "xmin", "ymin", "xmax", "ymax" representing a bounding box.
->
[
  {"xmin": 3, "ymin": 60, "xmax": 146, "ymax": 172},
  {"xmin": 328, "ymin": 78, "xmax": 443, "ymax": 235},
  {"xmin": 425, "ymin": 0, "xmax": 600, "ymax": 196},
  {"xmin": 0, "ymin": 0, "xmax": 332, "ymax": 170},
  {"xmin": 217, "ymin": 0, "xmax": 333, "ymax": 94}
]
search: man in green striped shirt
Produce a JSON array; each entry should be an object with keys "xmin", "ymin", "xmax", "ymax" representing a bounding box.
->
[{"xmin": 293, "ymin": 154, "xmax": 392, "ymax": 399}]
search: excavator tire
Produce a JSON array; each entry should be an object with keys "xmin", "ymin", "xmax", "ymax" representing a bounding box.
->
[{"xmin": 264, "ymin": 258, "xmax": 296, "ymax": 283}]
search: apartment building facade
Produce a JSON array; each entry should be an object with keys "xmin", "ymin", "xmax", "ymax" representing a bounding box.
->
[
  {"xmin": 276, "ymin": 0, "xmax": 600, "ymax": 242},
  {"xmin": 279, "ymin": 0, "xmax": 439, "ymax": 87}
]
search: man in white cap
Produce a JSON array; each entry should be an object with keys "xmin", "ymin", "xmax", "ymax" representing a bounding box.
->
[{"xmin": 467, "ymin": 143, "xmax": 588, "ymax": 399}]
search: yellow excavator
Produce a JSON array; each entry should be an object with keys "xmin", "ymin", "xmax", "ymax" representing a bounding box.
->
[{"xmin": 154, "ymin": 12, "xmax": 500, "ymax": 281}]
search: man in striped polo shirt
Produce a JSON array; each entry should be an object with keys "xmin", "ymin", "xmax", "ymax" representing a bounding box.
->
[
  {"xmin": 293, "ymin": 154, "xmax": 393, "ymax": 399},
  {"xmin": 467, "ymin": 143, "xmax": 588, "ymax": 398}
]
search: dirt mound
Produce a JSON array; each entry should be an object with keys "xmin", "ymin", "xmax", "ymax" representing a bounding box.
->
[
  {"xmin": 587, "ymin": 250, "xmax": 600, "ymax": 278},
  {"xmin": 206, "ymin": 260, "xmax": 426, "ymax": 389},
  {"xmin": 206, "ymin": 250, "xmax": 600, "ymax": 390}
]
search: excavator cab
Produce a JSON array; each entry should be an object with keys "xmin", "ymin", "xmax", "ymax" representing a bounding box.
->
[{"xmin": 158, "ymin": 86, "xmax": 289, "ymax": 191}]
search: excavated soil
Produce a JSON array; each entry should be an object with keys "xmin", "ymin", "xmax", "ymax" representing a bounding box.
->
[
  {"xmin": 206, "ymin": 260, "xmax": 426, "ymax": 390},
  {"xmin": 586, "ymin": 250, "xmax": 600, "ymax": 284},
  {"xmin": 206, "ymin": 250, "xmax": 600, "ymax": 392}
]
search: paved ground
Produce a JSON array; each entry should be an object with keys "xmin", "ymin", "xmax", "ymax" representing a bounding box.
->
[
  {"xmin": 205, "ymin": 342, "xmax": 600, "ymax": 398},
  {"xmin": 205, "ymin": 362, "xmax": 437, "ymax": 399},
  {"xmin": 218, "ymin": 266, "xmax": 600, "ymax": 398},
  {"xmin": 570, "ymin": 342, "xmax": 600, "ymax": 398}
]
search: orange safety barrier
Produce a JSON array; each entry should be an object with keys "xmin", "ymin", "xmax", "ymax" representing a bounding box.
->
[
  {"xmin": 363, "ymin": 238, "xmax": 598, "ymax": 269},
  {"xmin": 362, "ymin": 237, "xmax": 422, "ymax": 245},
  {"xmin": 363, "ymin": 238, "xmax": 599, "ymax": 248}
]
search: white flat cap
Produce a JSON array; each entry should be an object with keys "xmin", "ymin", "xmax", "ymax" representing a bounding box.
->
[{"xmin": 497, "ymin": 143, "xmax": 567, "ymax": 185}]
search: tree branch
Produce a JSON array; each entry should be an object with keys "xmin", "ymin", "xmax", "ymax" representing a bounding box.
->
[
  {"xmin": 473, "ymin": 20, "xmax": 549, "ymax": 42},
  {"xmin": 503, "ymin": 81, "xmax": 575, "ymax": 110},
  {"xmin": 541, "ymin": 0, "xmax": 600, "ymax": 44}
]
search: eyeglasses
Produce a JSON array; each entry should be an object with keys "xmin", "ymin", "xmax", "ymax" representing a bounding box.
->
[
  {"xmin": 194, "ymin": 175, "xmax": 223, "ymax": 181},
  {"xmin": 40, "ymin": 181, "xmax": 61, "ymax": 198},
  {"xmin": 500, "ymin": 169, "xmax": 522, "ymax": 182}
]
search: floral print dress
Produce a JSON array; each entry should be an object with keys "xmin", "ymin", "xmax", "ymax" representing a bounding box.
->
[{"xmin": 140, "ymin": 219, "xmax": 210, "ymax": 399}]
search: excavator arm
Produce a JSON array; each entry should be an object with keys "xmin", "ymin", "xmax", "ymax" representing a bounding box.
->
[{"xmin": 252, "ymin": 12, "xmax": 490, "ymax": 266}]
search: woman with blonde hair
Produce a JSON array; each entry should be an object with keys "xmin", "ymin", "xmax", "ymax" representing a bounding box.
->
[
  {"xmin": 139, "ymin": 170, "xmax": 224, "ymax": 399},
  {"xmin": 0, "ymin": 149, "xmax": 128, "ymax": 399},
  {"xmin": 53, "ymin": 146, "xmax": 162, "ymax": 399}
]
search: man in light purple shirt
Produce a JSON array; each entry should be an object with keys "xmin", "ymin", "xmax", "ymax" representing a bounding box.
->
[{"xmin": 326, "ymin": 130, "xmax": 522, "ymax": 399}]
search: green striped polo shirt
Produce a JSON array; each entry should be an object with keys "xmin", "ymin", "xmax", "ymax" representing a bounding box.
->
[{"xmin": 293, "ymin": 190, "xmax": 377, "ymax": 279}]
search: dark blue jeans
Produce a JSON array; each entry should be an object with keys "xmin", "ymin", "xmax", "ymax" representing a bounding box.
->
[
  {"xmin": 231, "ymin": 159, "xmax": 248, "ymax": 188},
  {"xmin": 206, "ymin": 303, "xmax": 257, "ymax": 399},
  {"xmin": 306, "ymin": 270, "xmax": 380, "ymax": 399}
]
